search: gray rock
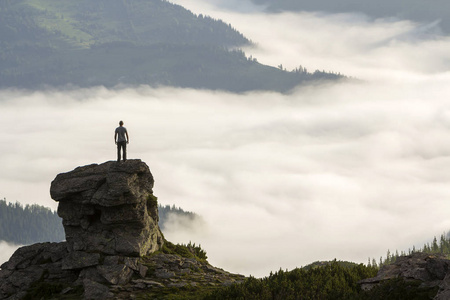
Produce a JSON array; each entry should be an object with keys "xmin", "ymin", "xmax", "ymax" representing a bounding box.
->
[
  {"xmin": 1, "ymin": 242, "xmax": 67, "ymax": 270},
  {"xmin": 50, "ymin": 159, "xmax": 164, "ymax": 257},
  {"xmin": 62, "ymin": 251, "xmax": 101, "ymax": 270},
  {"xmin": 0, "ymin": 160, "xmax": 246, "ymax": 299},
  {"xmin": 83, "ymin": 279, "xmax": 114, "ymax": 300},
  {"xmin": 103, "ymin": 256, "xmax": 121, "ymax": 266},
  {"xmin": 359, "ymin": 253, "xmax": 450, "ymax": 294},
  {"xmin": 3, "ymin": 267, "xmax": 44, "ymax": 294},
  {"xmin": 139, "ymin": 264, "xmax": 149, "ymax": 278},
  {"xmin": 77, "ymin": 267, "xmax": 107, "ymax": 285},
  {"xmin": 123, "ymin": 257, "xmax": 139, "ymax": 270},
  {"xmin": 155, "ymin": 269, "xmax": 176, "ymax": 279},
  {"xmin": 97, "ymin": 264, "xmax": 134, "ymax": 285},
  {"xmin": 132, "ymin": 279, "xmax": 165, "ymax": 288},
  {"xmin": 436, "ymin": 272, "xmax": 450, "ymax": 299}
]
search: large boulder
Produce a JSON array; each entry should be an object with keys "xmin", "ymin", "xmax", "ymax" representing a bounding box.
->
[
  {"xmin": 359, "ymin": 252, "xmax": 450, "ymax": 299},
  {"xmin": 50, "ymin": 159, "xmax": 164, "ymax": 257},
  {"xmin": 0, "ymin": 242, "xmax": 77, "ymax": 299},
  {"xmin": 0, "ymin": 160, "xmax": 245, "ymax": 300}
]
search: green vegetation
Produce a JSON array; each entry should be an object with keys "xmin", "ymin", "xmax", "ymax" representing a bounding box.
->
[
  {"xmin": 157, "ymin": 240, "xmax": 208, "ymax": 262},
  {"xmin": 303, "ymin": 260, "xmax": 361, "ymax": 271},
  {"xmin": 203, "ymin": 261, "xmax": 378, "ymax": 300},
  {"xmin": 138, "ymin": 242, "xmax": 231, "ymax": 300},
  {"xmin": 371, "ymin": 232, "xmax": 450, "ymax": 268},
  {"xmin": 4, "ymin": 196, "xmax": 449, "ymax": 299},
  {"xmin": 0, "ymin": 0, "xmax": 343, "ymax": 92},
  {"xmin": 0, "ymin": 198, "xmax": 200, "ymax": 245},
  {"xmin": 201, "ymin": 232, "xmax": 450, "ymax": 300},
  {"xmin": 146, "ymin": 193, "xmax": 158, "ymax": 209}
]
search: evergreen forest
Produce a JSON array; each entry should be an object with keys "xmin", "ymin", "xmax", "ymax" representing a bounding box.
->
[
  {"xmin": 158, "ymin": 204, "xmax": 201, "ymax": 231},
  {"xmin": 201, "ymin": 261, "xmax": 438, "ymax": 300},
  {"xmin": 203, "ymin": 261, "xmax": 379, "ymax": 300},
  {"xmin": 0, "ymin": 198, "xmax": 200, "ymax": 245},
  {"xmin": 200, "ymin": 233, "xmax": 450, "ymax": 300},
  {"xmin": 0, "ymin": 0, "xmax": 343, "ymax": 93},
  {"xmin": 0, "ymin": 199, "xmax": 64, "ymax": 245},
  {"xmin": 373, "ymin": 232, "xmax": 450, "ymax": 268}
]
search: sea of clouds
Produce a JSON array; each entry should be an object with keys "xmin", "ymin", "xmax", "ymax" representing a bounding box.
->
[{"xmin": 2, "ymin": 2, "xmax": 450, "ymax": 277}]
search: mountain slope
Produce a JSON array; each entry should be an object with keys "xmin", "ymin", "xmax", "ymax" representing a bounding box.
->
[
  {"xmin": 2, "ymin": 0, "xmax": 248, "ymax": 48},
  {"xmin": 0, "ymin": 0, "xmax": 342, "ymax": 92}
]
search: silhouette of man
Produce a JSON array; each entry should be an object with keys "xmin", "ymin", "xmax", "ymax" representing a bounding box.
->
[{"xmin": 115, "ymin": 120, "xmax": 129, "ymax": 162}]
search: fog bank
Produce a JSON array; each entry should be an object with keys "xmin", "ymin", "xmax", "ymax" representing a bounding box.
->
[
  {"xmin": 2, "ymin": 78, "xmax": 450, "ymax": 275},
  {"xmin": 2, "ymin": 8, "xmax": 450, "ymax": 276},
  {"xmin": 0, "ymin": 241, "xmax": 21, "ymax": 266}
]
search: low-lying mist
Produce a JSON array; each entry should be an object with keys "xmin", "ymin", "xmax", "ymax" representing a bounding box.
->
[
  {"xmin": 0, "ymin": 241, "xmax": 22, "ymax": 267},
  {"xmin": 2, "ymin": 7, "xmax": 450, "ymax": 277}
]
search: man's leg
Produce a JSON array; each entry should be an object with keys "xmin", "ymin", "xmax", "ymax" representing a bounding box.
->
[
  {"xmin": 117, "ymin": 143, "xmax": 122, "ymax": 162},
  {"xmin": 123, "ymin": 142, "xmax": 127, "ymax": 161}
]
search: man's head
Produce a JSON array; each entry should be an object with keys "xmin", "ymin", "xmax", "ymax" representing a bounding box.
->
[{"xmin": 119, "ymin": 120, "xmax": 124, "ymax": 126}]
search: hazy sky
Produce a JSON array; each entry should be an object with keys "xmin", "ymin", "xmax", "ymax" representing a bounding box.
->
[{"xmin": 2, "ymin": 1, "xmax": 450, "ymax": 277}]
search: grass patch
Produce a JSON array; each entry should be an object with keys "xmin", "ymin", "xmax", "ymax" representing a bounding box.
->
[
  {"xmin": 27, "ymin": 0, "xmax": 94, "ymax": 48},
  {"xmin": 159, "ymin": 241, "xmax": 208, "ymax": 262},
  {"xmin": 147, "ymin": 194, "xmax": 158, "ymax": 209}
]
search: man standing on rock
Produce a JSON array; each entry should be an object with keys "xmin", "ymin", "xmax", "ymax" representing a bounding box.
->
[{"xmin": 115, "ymin": 120, "xmax": 129, "ymax": 162}]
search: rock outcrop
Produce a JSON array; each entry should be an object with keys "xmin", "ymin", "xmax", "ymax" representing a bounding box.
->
[
  {"xmin": 0, "ymin": 160, "xmax": 244, "ymax": 300},
  {"xmin": 50, "ymin": 159, "xmax": 163, "ymax": 257},
  {"xmin": 359, "ymin": 252, "xmax": 450, "ymax": 299},
  {"xmin": 0, "ymin": 241, "xmax": 244, "ymax": 300}
]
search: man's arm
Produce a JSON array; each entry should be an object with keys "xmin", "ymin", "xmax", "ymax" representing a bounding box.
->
[
  {"xmin": 114, "ymin": 132, "xmax": 117, "ymax": 144},
  {"xmin": 126, "ymin": 131, "xmax": 129, "ymax": 144}
]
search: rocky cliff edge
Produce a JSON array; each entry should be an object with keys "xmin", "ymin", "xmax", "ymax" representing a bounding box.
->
[{"xmin": 0, "ymin": 160, "xmax": 244, "ymax": 299}]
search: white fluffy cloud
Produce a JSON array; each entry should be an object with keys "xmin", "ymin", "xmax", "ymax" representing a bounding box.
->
[{"xmin": 2, "ymin": 6, "xmax": 450, "ymax": 276}]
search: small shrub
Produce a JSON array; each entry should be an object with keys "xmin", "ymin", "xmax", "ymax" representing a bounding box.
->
[
  {"xmin": 147, "ymin": 194, "xmax": 158, "ymax": 208},
  {"xmin": 160, "ymin": 241, "xmax": 208, "ymax": 261}
]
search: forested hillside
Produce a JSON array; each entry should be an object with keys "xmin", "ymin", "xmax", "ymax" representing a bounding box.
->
[
  {"xmin": 202, "ymin": 233, "xmax": 450, "ymax": 300},
  {"xmin": 0, "ymin": 0, "xmax": 342, "ymax": 92},
  {"xmin": 158, "ymin": 204, "xmax": 201, "ymax": 231},
  {"xmin": 203, "ymin": 261, "xmax": 379, "ymax": 299},
  {"xmin": 0, "ymin": 0, "xmax": 248, "ymax": 48},
  {"xmin": 251, "ymin": 0, "xmax": 450, "ymax": 34},
  {"xmin": 373, "ymin": 232, "xmax": 450, "ymax": 268},
  {"xmin": 0, "ymin": 200, "xmax": 64, "ymax": 245},
  {"xmin": 0, "ymin": 199, "xmax": 200, "ymax": 245}
]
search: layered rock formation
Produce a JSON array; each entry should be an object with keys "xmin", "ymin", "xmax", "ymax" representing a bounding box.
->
[
  {"xmin": 0, "ymin": 241, "xmax": 244, "ymax": 300},
  {"xmin": 50, "ymin": 159, "xmax": 163, "ymax": 256},
  {"xmin": 1, "ymin": 160, "xmax": 241, "ymax": 299}
]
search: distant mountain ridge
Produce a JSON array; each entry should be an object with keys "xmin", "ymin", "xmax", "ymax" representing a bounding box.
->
[
  {"xmin": 0, "ymin": 0, "xmax": 342, "ymax": 92},
  {"xmin": 251, "ymin": 0, "xmax": 450, "ymax": 35}
]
